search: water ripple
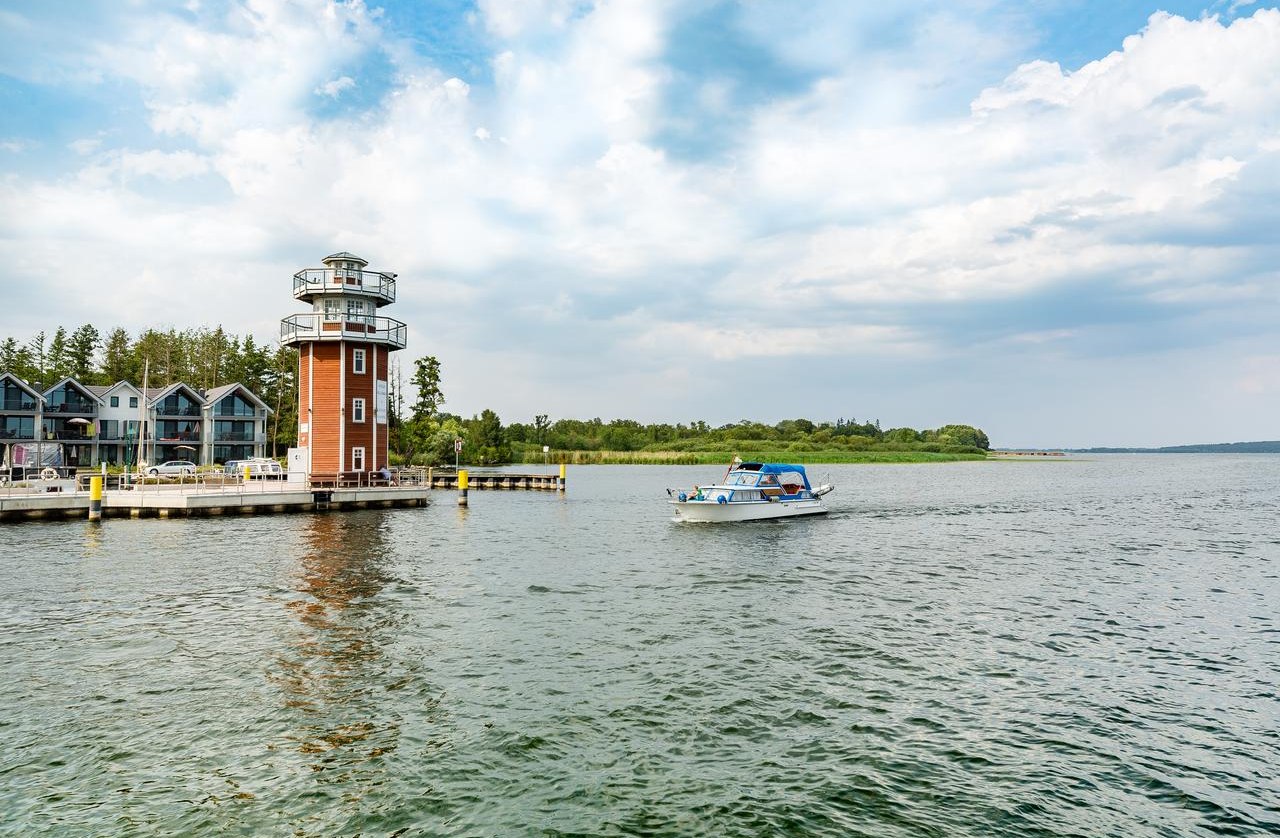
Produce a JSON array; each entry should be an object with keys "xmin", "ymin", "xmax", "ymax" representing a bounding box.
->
[{"xmin": 1, "ymin": 457, "xmax": 1278, "ymax": 835}]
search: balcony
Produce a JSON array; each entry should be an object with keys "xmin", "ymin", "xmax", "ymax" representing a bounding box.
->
[
  {"xmin": 156, "ymin": 406, "xmax": 202, "ymax": 417},
  {"xmin": 0, "ymin": 428, "xmax": 36, "ymax": 440},
  {"xmin": 213, "ymin": 431, "xmax": 257, "ymax": 442},
  {"xmin": 44, "ymin": 429, "xmax": 94, "ymax": 441},
  {"xmin": 280, "ymin": 313, "xmax": 407, "ymax": 350},
  {"xmin": 293, "ymin": 268, "xmax": 396, "ymax": 307},
  {"xmin": 47, "ymin": 401, "xmax": 97, "ymax": 414},
  {"xmin": 2, "ymin": 399, "xmax": 39, "ymax": 412}
]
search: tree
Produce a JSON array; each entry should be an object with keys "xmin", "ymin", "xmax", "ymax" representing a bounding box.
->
[
  {"xmin": 46, "ymin": 327, "xmax": 70, "ymax": 383},
  {"xmin": 100, "ymin": 328, "xmax": 136, "ymax": 383},
  {"xmin": 933, "ymin": 424, "xmax": 990, "ymax": 450},
  {"xmin": 410, "ymin": 356, "xmax": 443, "ymax": 421},
  {"xmin": 67, "ymin": 324, "xmax": 100, "ymax": 382},
  {"xmin": 26, "ymin": 331, "xmax": 46, "ymax": 386},
  {"xmin": 1, "ymin": 338, "xmax": 36, "ymax": 382},
  {"xmin": 465, "ymin": 408, "xmax": 510, "ymax": 464},
  {"xmin": 265, "ymin": 346, "xmax": 298, "ymax": 455},
  {"xmin": 884, "ymin": 427, "xmax": 920, "ymax": 444}
]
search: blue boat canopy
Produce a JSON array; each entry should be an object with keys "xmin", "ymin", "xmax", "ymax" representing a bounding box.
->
[{"xmin": 732, "ymin": 462, "xmax": 812, "ymax": 489}]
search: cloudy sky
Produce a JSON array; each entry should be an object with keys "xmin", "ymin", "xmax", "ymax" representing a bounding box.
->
[{"xmin": 1, "ymin": 0, "xmax": 1277, "ymax": 447}]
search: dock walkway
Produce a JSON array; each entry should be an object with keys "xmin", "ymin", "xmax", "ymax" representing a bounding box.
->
[{"xmin": 0, "ymin": 480, "xmax": 430, "ymax": 522}]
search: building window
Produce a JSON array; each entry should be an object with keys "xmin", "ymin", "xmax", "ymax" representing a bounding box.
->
[
  {"xmin": 352, "ymin": 398, "xmax": 365, "ymax": 423},
  {"xmin": 351, "ymin": 447, "xmax": 365, "ymax": 472},
  {"xmin": 353, "ymin": 348, "xmax": 366, "ymax": 374},
  {"xmin": 346, "ymin": 299, "xmax": 366, "ymax": 321},
  {"xmin": 324, "ymin": 299, "xmax": 341, "ymax": 321},
  {"xmin": 110, "ymin": 396, "xmax": 119, "ymax": 407},
  {"xmin": 129, "ymin": 396, "xmax": 138, "ymax": 408}
]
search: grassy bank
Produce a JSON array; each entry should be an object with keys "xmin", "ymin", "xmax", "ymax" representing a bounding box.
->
[{"xmin": 514, "ymin": 449, "xmax": 990, "ymax": 465}]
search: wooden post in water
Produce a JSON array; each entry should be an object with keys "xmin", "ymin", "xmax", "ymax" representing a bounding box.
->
[{"xmin": 457, "ymin": 469, "xmax": 469, "ymax": 506}]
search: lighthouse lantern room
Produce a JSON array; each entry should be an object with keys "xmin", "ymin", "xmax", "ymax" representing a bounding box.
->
[{"xmin": 280, "ymin": 252, "xmax": 407, "ymax": 477}]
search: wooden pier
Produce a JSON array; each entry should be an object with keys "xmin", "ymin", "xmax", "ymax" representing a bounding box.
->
[
  {"xmin": 423, "ymin": 470, "xmax": 564, "ymax": 491},
  {"xmin": 0, "ymin": 482, "xmax": 430, "ymax": 522}
]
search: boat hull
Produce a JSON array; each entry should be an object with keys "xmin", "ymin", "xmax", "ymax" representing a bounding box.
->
[{"xmin": 669, "ymin": 497, "xmax": 828, "ymax": 522}]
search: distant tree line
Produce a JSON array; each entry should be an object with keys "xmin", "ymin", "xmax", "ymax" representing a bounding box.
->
[
  {"xmin": 1, "ymin": 325, "xmax": 300, "ymax": 455},
  {"xmin": 387, "ymin": 354, "xmax": 991, "ymax": 467}
]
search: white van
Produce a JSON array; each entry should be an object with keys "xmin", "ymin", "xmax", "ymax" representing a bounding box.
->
[{"xmin": 224, "ymin": 458, "xmax": 284, "ymax": 479}]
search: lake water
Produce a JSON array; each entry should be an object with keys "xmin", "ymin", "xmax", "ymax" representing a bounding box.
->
[{"xmin": 2, "ymin": 456, "xmax": 1278, "ymax": 836}]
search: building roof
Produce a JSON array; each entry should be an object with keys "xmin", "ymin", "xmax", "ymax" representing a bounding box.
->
[
  {"xmin": 206, "ymin": 382, "xmax": 272, "ymax": 413},
  {"xmin": 89, "ymin": 380, "xmax": 143, "ymax": 399},
  {"xmin": 43, "ymin": 376, "xmax": 105, "ymax": 405},
  {"xmin": 0, "ymin": 372, "xmax": 45, "ymax": 403},
  {"xmin": 147, "ymin": 382, "xmax": 204, "ymax": 405},
  {"xmin": 322, "ymin": 251, "xmax": 368, "ymax": 266}
]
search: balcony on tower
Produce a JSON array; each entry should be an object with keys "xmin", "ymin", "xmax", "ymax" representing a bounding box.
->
[
  {"xmin": 292, "ymin": 251, "xmax": 396, "ymax": 307},
  {"xmin": 281, "ymin": 251, "xmax": 407, "ymax": 350}
]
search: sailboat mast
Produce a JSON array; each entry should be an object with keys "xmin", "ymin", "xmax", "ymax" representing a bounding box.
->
[{"xmin": 136, "ymin": 359, "xmax": 149, "ymax": 469}]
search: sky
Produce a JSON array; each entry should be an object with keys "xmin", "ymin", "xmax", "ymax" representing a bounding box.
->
[{"xmin": 1, "ymin": 0, "xmax": 1277, "ymax": 448}]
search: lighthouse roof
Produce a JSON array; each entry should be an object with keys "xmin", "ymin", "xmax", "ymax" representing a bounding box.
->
[{"xmin": 322, "ymin": 251, "xmax": 368, "ymax": 266}]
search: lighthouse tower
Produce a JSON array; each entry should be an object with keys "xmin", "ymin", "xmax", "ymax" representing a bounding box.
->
[{"xmin": 281, "ymin": 252, "xmax": 407, "ymax": 477}]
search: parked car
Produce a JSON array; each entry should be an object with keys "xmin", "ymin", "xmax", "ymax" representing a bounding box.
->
[
  {"xmin": 148, "ymin": 460, "xmax": 196, "ymax": 476},
  {"xmin": 224, "ymin": 458, "xmax": 283, "ymax": 479}
]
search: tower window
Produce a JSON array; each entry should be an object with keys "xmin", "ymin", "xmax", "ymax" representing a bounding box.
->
[
  {"xmin": 352, "ymin": 398, "xmax": 365, "ymax": 423},
  {"xmin": 353, "ymin": 348, "xmax": 366, "ymax": 374}
]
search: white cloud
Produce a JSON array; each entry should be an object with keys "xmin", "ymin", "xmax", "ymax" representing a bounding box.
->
[
  {"xmin": 477, "ymin": 0, "xmax": 583, "ymax": 39},
  {"xmin": 3, "ymin": 4, "xmax": 1280, "ymax": 441},
  {"xmin": 314, "ymin": 75, "xmax": 355, "ymax": 98}
]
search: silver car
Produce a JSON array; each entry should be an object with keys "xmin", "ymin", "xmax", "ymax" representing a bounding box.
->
[{"xmin": 148, "ymin": 460, "xmax": 196, "ymax": 476}]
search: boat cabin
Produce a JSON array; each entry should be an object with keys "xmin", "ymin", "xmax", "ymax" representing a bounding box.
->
[{"xmin": 719, "ymin": 462, "xmax": 814, "ymax": 500}]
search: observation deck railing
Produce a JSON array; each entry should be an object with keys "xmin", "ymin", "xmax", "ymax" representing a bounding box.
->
[
  {"xmin": 293, "ymin": 269, "xmax": 396, "ymax": 305},
  {"xmin": 280, "ymin": 313, "xmax": 408, "ymax": 350}
]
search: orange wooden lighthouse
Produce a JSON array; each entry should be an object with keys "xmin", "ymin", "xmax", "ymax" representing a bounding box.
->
[{"xmin": 281, "ymin": 252, "xmax": 407, "ymax": 476}]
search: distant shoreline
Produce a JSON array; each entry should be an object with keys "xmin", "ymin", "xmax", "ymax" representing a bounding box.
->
[{"xmin": 1007, "ymin": 441, "xmax": 1280, "ymax": 455}]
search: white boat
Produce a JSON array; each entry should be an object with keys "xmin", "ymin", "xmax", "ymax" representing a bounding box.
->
[{"xmin": 668, "ymin": 461, "xmax": 834, "ymax": 523}]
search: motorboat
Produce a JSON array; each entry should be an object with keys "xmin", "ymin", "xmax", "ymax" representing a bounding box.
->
[{"xmin": 668, "ymin": 460, "xmax": 834, "ymax": 523}]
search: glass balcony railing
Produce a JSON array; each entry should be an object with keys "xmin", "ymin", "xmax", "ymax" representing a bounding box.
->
[
  {"xmin": 213, "ymin": 431, "xmax": 257, "ymax": 442},
  {"xmin": 47, "ymin": 401, "xmax": 97, "ymax": 414},
  {"xmin": 1, "ymin": 399, "xmax": 39, "ymax": 412}
]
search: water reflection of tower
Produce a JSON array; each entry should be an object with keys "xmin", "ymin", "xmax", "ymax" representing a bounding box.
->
[
  {"xmin": 281, "ymin": 252, "xmax": 407, "ymax": 478},
  {"xmin": 274, "ymin": 511, "xmax": 410, "ymax": 782}
]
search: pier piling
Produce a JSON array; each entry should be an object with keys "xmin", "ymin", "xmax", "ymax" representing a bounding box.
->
[
  {"xmin": 88, "ymin": 476, "xmax": 102, "ymax": 522},
  {"xmin": 457, "ymin": 469, "xmax": 469, "ymax": 507}
]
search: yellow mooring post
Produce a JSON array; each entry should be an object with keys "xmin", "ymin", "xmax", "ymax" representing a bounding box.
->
[
  {"xmin": 457, "ymin": 469, "xmax": 469, "ymax": 506},
  {"xmin": 244, "ymin": 465, "xmax": 251, "ymax": 484},
  {"xmin": 559, "ymin": 463, "xmax": 566, "ymax": 492},
  {"xmin": 88, "ymin": 475, "xmax": 103, "ymax": 522}
]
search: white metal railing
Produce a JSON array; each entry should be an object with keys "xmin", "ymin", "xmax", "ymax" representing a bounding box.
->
[
  {"xmin": 292, "ymin": 269, "xmax": 396, "ymax": 303},
  {"xmin": 1, "ymin": 469, "xmax": 424, "ymax": 498},
  {"xmin": 280, "ymin": 313, "xmax": 408, "ymax": 349}
]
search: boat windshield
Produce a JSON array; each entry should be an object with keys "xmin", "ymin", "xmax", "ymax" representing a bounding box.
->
[{"xmin": 726, "ymin": 471, "xmax": 759, "ymax": 486}]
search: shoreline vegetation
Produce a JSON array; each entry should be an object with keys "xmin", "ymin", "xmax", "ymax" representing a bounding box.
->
[{"xmin": 396, "ymin": 358, "xmax": 996, "ymax": 467}]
